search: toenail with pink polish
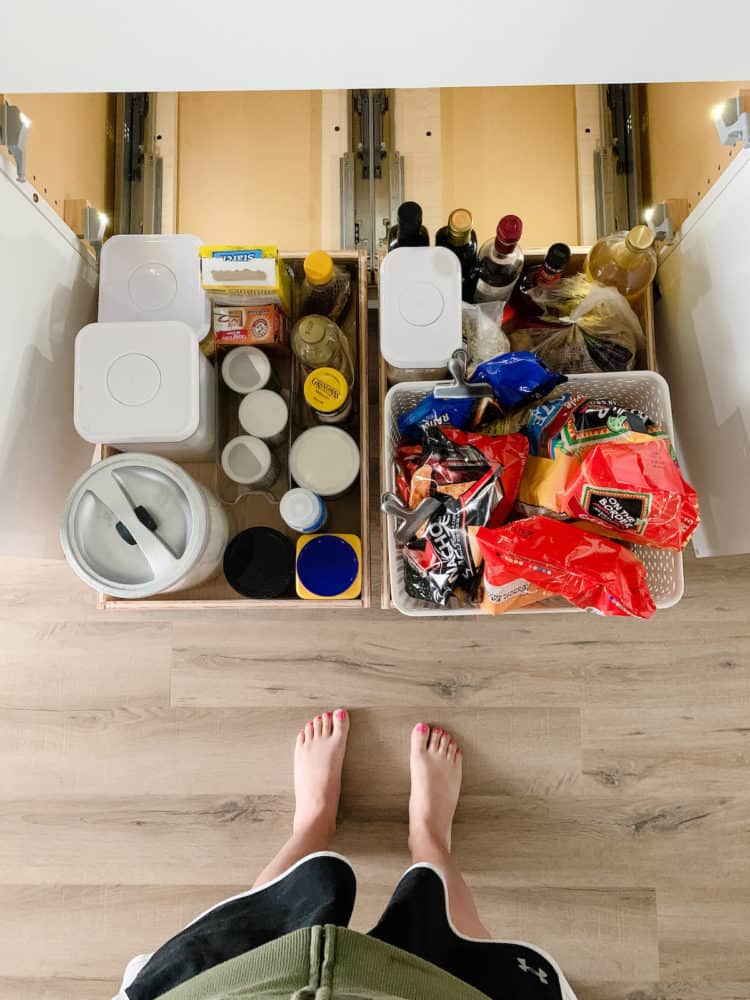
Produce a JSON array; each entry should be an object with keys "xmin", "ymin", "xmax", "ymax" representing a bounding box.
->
[
  {"xmin": 416, "ymin": 723, "xmax": 429, "ymax": 733},
  {"xmin": 335, "ymin": 710, "xmax": 347, "ymax": 720}
]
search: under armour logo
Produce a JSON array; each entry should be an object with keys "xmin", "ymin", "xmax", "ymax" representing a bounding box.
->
[{"xmin": 517, "ymin": 956, "xmax": 549, "ymax": 984}]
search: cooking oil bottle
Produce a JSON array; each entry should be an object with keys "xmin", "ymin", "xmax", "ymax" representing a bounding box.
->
[{"xmin": 584, "ymin": 225, "xmax": 657, "ymax": 300}]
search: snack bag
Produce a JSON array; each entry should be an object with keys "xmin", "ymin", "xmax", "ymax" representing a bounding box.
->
[
  {"xmin": 403, "ymin": 467, "xmax": 501, "ymax": 607},
  {"xmin": 476, "ymin": 517, "xmax": 656, "ymax": 618},
  {"xmin": 559, "ymin": 438, "xmax": 700, "ymax": 549},
  {"xmin": 557, "ymin": 398, "xmax": 666, "ymax": 454},
  {"xmin": 518, "ymin": 453, "xmax": 579, "ymax": 512},
  {"xmin": 395, "ymin": 427, "xmax": 529, "ymax": 527},
  {"xmin": 469, "ymin": 352, "xmax": 566, "ymax": 410},
  {"xmin": 478, "ymin": 569, "xmax": 552, "ymax": 615},
  {"xmin": 397, "ymin": 394, "xmax": 477, "ymax": 438},
  {"xmin": 525, "ymin": 392, "xmax": 585, "ymax": 457}
]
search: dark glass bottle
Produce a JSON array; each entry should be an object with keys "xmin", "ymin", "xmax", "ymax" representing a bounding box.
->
[
  {"xmin": 387, "ymin": 201, "xmax": 430, "ymax": 250},
  {"xmin": 435, "ymin": 208, "xmax": 478, "ymax": 300},
  {"xmin": 518, "ymin": 242, "xmax": 572, "ymax": 293},
  {"xmin": 473, "ymin": 214, "xmax": 524, "ymax": 302}
]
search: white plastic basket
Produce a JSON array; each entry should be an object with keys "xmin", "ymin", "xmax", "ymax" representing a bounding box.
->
[{"xmin": 383, "ymin": 370, "xmax": 685, "ymax": 617}]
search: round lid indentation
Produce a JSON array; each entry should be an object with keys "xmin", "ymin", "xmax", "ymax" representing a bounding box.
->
[
  {"xmin": 223, "ymin": 527, "xmax": 295, "ymax": 599},
  {"xmin": 297, "ymin": 535, "xmax": 359, "ymax": 597},
  {"xmin": 238, "ymin": 389, "xmax": 288, "ymax": 439},
  {"xmin": 106, "ymin": 354, "xmax": 162, "ymax": 406},
  {"xmin": 221, "ymin": 346, "xmax": 272, "ymax": 394},
  {"xmin": 221, "ymin": 435, "xmax": 273, "ymax": 485},
  {"xmin": 289, "ymin": 427, "xmax": 360, "ymax": 497},
  {"xmin": 398, "ymin": 282, "xmax": 444, "ymax": 327},
  {"xmin": 128, "ymin": 262, "xmax": 179, "ymax": 311}
]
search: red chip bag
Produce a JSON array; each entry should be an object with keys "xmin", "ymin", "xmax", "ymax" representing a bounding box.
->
[
  {"xmin": 477, "ymin": 516, "xmax": 656, "ymax": 619},
  {"xmin": 559, "ymin": 438, "xmax": 700, "ymax": 549},
  {"xmin": 440, "ymin": 427, "xmax": 529, "ymax": 525}
]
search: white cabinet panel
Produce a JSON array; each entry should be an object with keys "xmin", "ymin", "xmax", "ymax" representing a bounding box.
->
[
  {"xmin": 0, "ymin": 158, "xmax": 96, "ymax": 558},
  {"xmin": 656, "ymin": 150, "xmax": 750, "ymax": 557}
]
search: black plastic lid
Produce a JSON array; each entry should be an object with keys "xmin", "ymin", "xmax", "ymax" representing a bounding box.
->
[
  {"xmin": 545, "ymin": 242, "xmax": 572, "ymax": 272},
  {"xmin": 223, "ymin": 527, "xmax": 295, "ymax": 599},
  {"xmin": 397, "ymin": 201, "xmax": 423, "ymax": 234}
]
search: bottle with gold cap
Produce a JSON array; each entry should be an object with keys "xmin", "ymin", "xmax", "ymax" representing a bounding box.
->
[
  {"xmin": 436, "ymin": 208, "xmax": 478, "ymax": 300},
  {"xmin": 298, "ymin": 250, "xmax": 352, "ymax": 322},
  {"xmin": 584, "ymin": 225, "xmax": 657, "ymax": 301}
]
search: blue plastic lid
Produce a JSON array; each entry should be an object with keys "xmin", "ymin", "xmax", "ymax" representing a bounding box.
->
[{"xmin": 297, "ymin": 535, "xmax": 359, "ymax": 597}]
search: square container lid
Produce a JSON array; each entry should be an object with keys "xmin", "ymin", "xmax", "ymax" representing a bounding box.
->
[
  {"xmin": 74, "ymin": 321, "xmax": 200, "ymax": 444},
  {"xmin": 98, "ymin": 234, "xmax": 211, "ymax": 341},
  {"xmin": 379, "ymin": 246, "xmax": 462, "ymax": 369}
]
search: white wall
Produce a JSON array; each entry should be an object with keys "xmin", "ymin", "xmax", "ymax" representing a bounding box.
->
[{"xmin": 0, "ymin": 158, "xmax": 97, "ymax": 558}]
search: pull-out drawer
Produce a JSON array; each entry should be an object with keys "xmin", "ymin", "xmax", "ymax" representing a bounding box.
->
[
  {"xmin": 378, "ymin": 246, "xmax": 657, "ymax": 611},
  {"xmin": 98, "ymin": 249, "xmax": 371, "ymax": 611}
]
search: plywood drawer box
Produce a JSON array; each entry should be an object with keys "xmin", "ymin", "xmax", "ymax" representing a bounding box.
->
[
  {"xmin": 98, "ymin": 249, "xmax": 371, "ymax": 611},
  {"xmin": 378, "ymin": 246, "xmax": 657, "ymax": 610}
]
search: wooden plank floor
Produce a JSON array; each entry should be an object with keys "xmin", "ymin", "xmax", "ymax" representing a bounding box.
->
[
  {"xmin": 0, "ymin": 545, "xmax": 748, "ymax": 1000},
  {"xmin": 1, "ymin": 336, "xmax": 749, "ymax": 1000}
]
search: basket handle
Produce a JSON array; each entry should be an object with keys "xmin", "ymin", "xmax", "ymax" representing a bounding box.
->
[{"xmin": 433, "ymin": 348, "xmax": 493, "ymax": 399}]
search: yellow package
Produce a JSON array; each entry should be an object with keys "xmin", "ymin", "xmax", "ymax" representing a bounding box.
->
[
  {"xmin": 199, "ymin": 245, "xmax": 292, "ymax": 315},
  {"xmin": 519, "ymin": 453, "xmax": 579, "ymax": 512}
]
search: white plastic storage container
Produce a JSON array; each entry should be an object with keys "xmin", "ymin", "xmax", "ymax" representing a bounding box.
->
[
  {"xmin": 382, "ymin": 370, "xmax": 684, "ymax": 616},
  {"xmin": 74, "ymin": 320, "xmax": 217, "ymax": 461},
  {"xmin": 98, "ymin": 234, "xmax": 211, "ymax": 341},
  {"xmin": 380, "ymin": 246, "xmax": 462, "ymax": 382},
  {"xmin": 60, "ymin": 453, "xmax": 228, "ymax": 599}
]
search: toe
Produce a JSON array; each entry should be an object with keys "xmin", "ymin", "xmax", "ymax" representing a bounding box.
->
[
  {"xmin": 313, "ymin": 714, "xmax": 323, "ymax": 738},
  {"xmin": 305, "ymin": 720, "xmax": 315, "ymax": 742},
  {"xmin": 332, "ymin": 708, "xmax": 349, "ymax": 737},
  {"xmin": 411, "ymin": 722, "xmax": 430, "ymax": 753},
  {"xmin": 438, "ymin": 730, "xmax": 451, "ymax": 754},
  {"xmin": 322, "ymin": 711, "xmax": 333, "ymax": 737},
  {"xmin": 428, "ymin": 726, "xmax": 443, "ymax": 752},
  {"xmin": 297, "ymin": 728, "xmax": 306, "ymax": 746},
  {"xmin": 447, "ymin": 739, "xmax": 458, "ymax": 761}
]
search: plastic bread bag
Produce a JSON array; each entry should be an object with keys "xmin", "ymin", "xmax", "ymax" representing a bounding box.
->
[
  {"xmin": 395, "ymin": 427, "xmax": 530, "ymax": 527},
  {"xmin": 476, "ymin": 516, "xmax": 657, "ymax": 618},
  {"xmin": 524, "ymin": 393, "xmax": 665, "ymax": 458},
  {"xmin": 462, "ymin": 300, "xmax": 510, "ymax": 367},
  {"xmin": 509, "ymin": 283, "xmax": 646, "ymax": 374},
  {"xmin": 559, "ymin": 438, "xmax": 700, "ymax": 550}
]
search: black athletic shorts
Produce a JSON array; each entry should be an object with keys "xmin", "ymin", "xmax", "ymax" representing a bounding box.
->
[{"xmin": 116, "ymin": 852, "xmax": 576, "ymax": 1000}]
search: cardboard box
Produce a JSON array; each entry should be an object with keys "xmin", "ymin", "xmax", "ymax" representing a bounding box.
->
[
  {"xmin": 213, "ymin": 303, "xmax": 286, "ymax": 347},
  {"xmin": 199, "ymin": 245, "xmax": 293, "ymax": 315}
]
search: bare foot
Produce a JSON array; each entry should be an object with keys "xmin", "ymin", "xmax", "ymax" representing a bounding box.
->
[
  {"xmin": 293, "ymin": 709, "xmax": 349, "ymax": 839},
  {"xmin": 408, "ymin": 723, "xmax": 462, "ymax": 855}
]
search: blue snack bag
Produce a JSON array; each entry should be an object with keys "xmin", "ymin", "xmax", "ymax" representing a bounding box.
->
[
  {"xmin": 470, "ymin": 352, "xmax": 565, "ymax": 410},
  {"xmin": 397, "ymin": 394, "xmax": 477, "ymax": 438}
]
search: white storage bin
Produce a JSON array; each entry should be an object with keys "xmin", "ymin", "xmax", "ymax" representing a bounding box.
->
[
  {"xmin": 383, "ymin": 370, "xmax": 684, "ymax": 617},
  {"xmin": 74, "ymin": 320, "xmax": 217, "ymax": 461},
  {"xmin": 98, "ymin": 234, "xmax": 211, "ymax": 341},
  {"xmin": 380, "ymin": 246, "xmax": 462, "ymax": 381}
]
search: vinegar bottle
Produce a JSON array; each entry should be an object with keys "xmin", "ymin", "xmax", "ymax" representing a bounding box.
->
[{"xmin": 585, "ymin": 225, "xmax": 657, "ymax": 300}]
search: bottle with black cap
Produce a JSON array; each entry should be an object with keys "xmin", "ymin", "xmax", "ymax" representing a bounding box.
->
[
  {"xmin": 518, "ymin": 242, "xmax": 572, "ymax": 294},
  {"xmin": 474, "ymin": 214, "xmax": 524, "ymax": 302},
  {"xmin": 387, "ymin": 201, "xmax": 430, "ymax": 250}
]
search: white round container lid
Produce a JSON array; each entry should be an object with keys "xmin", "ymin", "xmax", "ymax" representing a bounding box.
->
[
  {"xmin": 221, "ymin": 346, "xmax": 272, "ymax": 394},
  {"xmin": 289, "ymin": 427, "xmax": 360, "ymax": 497},
  {"xmin": 221, "ymin": 435, "xmax": 274, "ymax": 485},
  {"xmin": 98, "ymin": 234, "xmax": 211, "ymax": 341},
  {"xmin": 379, "ymin": 246, "xmax": 462, "ymax": 369},
  {"xmin": 239, "ymin": 389, "xmax": 288, "ymax": 439},
  {"xmin": 280, "ymin": 488, "xmax": 320, "ymax": 528},
  {"xmin": 60, "ymin": 453, "xmax": 208, "ymax": 599},
  {"xmin": 74, "ymin": 321, "xmax": 200, "ymax": 445}
]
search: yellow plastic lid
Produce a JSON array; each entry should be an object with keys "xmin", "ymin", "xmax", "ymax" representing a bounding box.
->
[
  {"xmin": 304, "ymin": 251, "xmax": 335, "ymax": 286},
  {"xmin": 625, "ymin": 224, "xmax": 655, "ymax": 252},
  {"xmin": 303, "ymin": 367, "xmax": 350, "ymax": 413}
]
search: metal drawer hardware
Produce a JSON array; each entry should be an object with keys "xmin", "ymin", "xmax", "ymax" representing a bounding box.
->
[
  {"xmin": 0, "ymin": 99, "xmax": 32, "ymax": 182},
  {"xmin": 381, "ymin": 492, "xmax": 441, "ymax": 544},
  {"xmin": 712, "ymin": 95, "xmax": 750, "ymax": 148},
  {"xmin": 433, "ymin": 349, "xmax": 493, "ymax": 400}
]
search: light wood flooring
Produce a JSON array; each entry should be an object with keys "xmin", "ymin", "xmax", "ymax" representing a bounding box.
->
[{"xmin": 0, "ymin": 543, "xmax": 748, "ymax": 1000}]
